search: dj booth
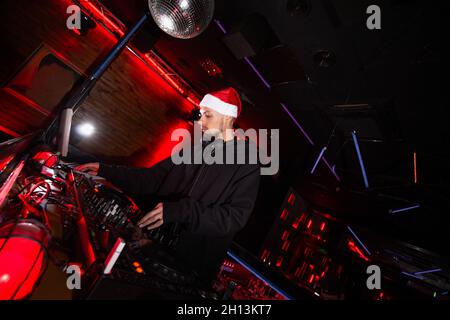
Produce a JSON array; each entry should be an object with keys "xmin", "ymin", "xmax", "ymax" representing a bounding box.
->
[{"xmin": 0, "ymin": 136, "xmax": 291, "ymax": 300}]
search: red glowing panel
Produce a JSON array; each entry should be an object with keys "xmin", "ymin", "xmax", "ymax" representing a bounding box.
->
[
  {"xmin": 287, "ymin": 193, "xmax": 295, "ymax": 205},
  {"xmin": 281, "ymin": 240, "xmax": 290, "ymax": 252},
  {"xmin": 276, "ymin": 257, "xmax": 283, "ymax": 267},
  {"xmin": 280, "ymin": 209, "xmax": 289, "ymax": 221},
  {"xmin": 281, "ymin": 230, "xmax": 289, "ymax": 241},
  {"xmin": 320, "ymin": 222, "xmax": 326, "ymax": 231},
  {"xmin": 0, "ymin": 237, "xmax": 45, "ymax": 300},
  {"xmin": 291, "ymin": 217, "xmax": 300, "ymax": 229}
]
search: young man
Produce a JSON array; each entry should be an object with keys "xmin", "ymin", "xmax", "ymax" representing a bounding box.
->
[{"xmin": 76, "ymin": 87, "xmax": 260, "ymax": 286}]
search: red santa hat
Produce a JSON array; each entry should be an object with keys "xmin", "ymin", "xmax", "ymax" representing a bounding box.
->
[{"xmin": 199, "ymin": 87, "xmax": 242, "ymax": 118}]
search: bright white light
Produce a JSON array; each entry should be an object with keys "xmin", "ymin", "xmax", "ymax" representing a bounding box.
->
[
  {"xmin": 0, "ymin": 274, "xmax": 10, "ymax": 284},
  {"xmin": 159, "ymin": 15, "xmax": 175, "ymax": 31},
  {"xmin": 76, "ymin": 123, "xmax": 95, "ymax": 137},
  {"xmin": 179, "ymin": 0, "xmax": 189, "ymax": 9}
]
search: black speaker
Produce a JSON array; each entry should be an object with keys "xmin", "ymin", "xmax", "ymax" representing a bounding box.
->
[{"xmin": 221, "ymin": 13, "xmax": 280, "ymax": 60}]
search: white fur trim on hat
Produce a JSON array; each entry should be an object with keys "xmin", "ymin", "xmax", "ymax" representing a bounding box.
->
[{"xmin": 199, "ymin": 94, "xmax": 238, "ymax": 118}]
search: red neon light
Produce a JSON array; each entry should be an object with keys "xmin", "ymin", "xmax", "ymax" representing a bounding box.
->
[
  {"xmin": 0, "ymin": 125, "xmax": 19, "ymax": 138},
  {"xmin": 82, "ymin": 1, "xmax": 125, "ymax": 37},
  {"xmin": 287, "ymin": 193, "xmax": 295, "ymax": 205},
  {"xmin": 306, "ymin": 219, "xmax": 312, "ymax": 229},
  {"xmin": 347, "ymin": 240, "xmax": 370, "ymax": 262},
  {"xmin": 187, "ymin": 96, "xmax": 200, "ymax": 107},
  {"xmin": 276, "ymin": 257, "xmax": 283, "ymax": 267},
  {"xmin": 291, "ymin": 217, "xmax": 300, "ymax": 229},
  {"xmin": 72, "ymin": 28, "xmax": 82, "ymax": 36},
  {"xmin": 281, "ymin": 240, "xmax": 290, "ymax": 251},
  {"xmin": 280, "ymin": 209, "xmax": 289, "ymax": 221},
  {"xmin": 308, "ymin": 274, "xmax": 314, "ymax": 284},
  {"xmin": 320, "ymin": 222, "xmax": 326, "ymax": 231},
  {"xmin": 413, "ymin": 152, "xmax": 418, "ymax": 184},
  {"xmin": 281, "ymin": 230, "xmax": 289, "ymax": 241},
  {"xmin": 142, "ymin": 53, "xmax": 185, "ymax": 95},
  {"xmin": 4, "ymin": 88, "xmax": 50, "ymax": 116},
  {"xmin": 0, "ymin": 155, "xmax": 14, "ymax": 172}
]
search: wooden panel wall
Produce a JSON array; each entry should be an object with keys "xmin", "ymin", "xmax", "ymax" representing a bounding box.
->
[{"xmin": 0, "ymin": 0, "xmax": 193, "ymax": 165}]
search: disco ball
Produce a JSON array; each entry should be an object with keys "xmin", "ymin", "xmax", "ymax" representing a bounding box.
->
[{"xmin": 148, "ymin": 0, "xmax": 215, "ymax": 39}]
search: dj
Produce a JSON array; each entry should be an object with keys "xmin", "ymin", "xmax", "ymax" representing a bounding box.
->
[{"xmin": 76, "ymin": 87, "xmax": 260, "ymax": 287}]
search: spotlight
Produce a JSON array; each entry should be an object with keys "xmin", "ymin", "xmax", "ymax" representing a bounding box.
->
[{"xmin": 76, "ymin": 123, "xmax": 95, "ymax": 137}]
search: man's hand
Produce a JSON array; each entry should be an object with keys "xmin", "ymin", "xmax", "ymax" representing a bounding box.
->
[
  {"xmin": 138, "ymin": 202, "xmax": 164, "ymax": 230},
  {"xmin": 75, "ymin": 162, "xmax": 100, "ymax": 176}
]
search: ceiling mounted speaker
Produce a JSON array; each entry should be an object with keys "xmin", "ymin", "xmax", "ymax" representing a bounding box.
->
[{"xmin": 148, "ymin": 0, "xmax": 215, "ymax": 39}]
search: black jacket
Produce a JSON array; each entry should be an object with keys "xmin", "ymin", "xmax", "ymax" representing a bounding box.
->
[{"xmin": 98, "ymin": 138, "xmax": 260, "ymax": 285}]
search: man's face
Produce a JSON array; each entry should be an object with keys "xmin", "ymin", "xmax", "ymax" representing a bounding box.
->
[{"xmin": 199, "ymin": 107, "xmax": 229, "ymax": 133}]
